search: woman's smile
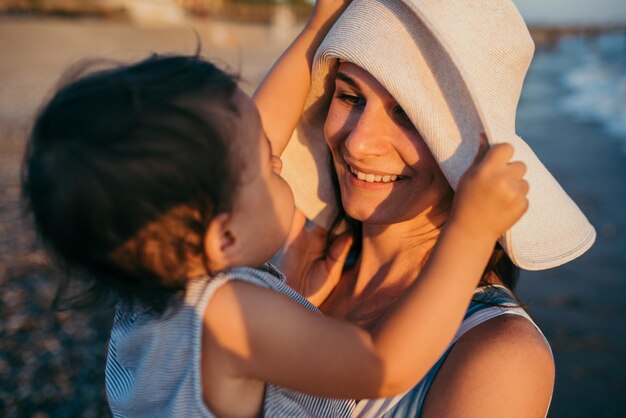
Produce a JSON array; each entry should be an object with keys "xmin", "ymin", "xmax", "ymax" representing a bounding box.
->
[
  {"xmin": 346, "ymin": 162, "xmax": 403, "ymax": 183},
  {"xmin": 342, "ymin": 157, "xmax": 405, "ymax": 190}
]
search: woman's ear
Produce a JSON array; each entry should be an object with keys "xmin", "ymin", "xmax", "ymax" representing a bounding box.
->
[{"xmin": 204, "ymin": 212, "xmax": 237, "ymax": 272}]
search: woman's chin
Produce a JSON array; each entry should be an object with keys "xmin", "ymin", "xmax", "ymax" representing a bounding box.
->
[
  {"xmin": 342, "ymin": 202, "xmax": 396, "ymax": 224},
  {"xmin": 344, "ymin": 209, "xmax": 376, "ymax": 223}
]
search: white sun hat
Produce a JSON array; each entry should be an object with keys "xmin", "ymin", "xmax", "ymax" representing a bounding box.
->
[{"xmin": 281, "ymin": 0, "xmax": 596, "ymax": 270}]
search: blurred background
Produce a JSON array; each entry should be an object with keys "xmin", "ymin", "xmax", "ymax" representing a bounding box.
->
[{"xmin": 0, "ymin": 1, "xmax": 624, "ymax": 417}]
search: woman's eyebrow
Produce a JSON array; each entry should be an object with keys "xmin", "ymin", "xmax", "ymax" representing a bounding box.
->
[{"xmin": 336, "ymin": 72, "xmax": 361, "ymax": 90}]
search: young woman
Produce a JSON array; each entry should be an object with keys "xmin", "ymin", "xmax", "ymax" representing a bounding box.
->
[{"xmin": 258, "ymin": 0, "xmax": 595, "ymax": 416}]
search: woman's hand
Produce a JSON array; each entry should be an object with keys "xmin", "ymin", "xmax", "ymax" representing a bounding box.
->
[
  {"xmin": 308, "ymin": 1, "xmax": 352, "ymax": 32},
  {"xmin": 451, "ymin": 134, "xmax": 529, "ymax": 241},
  {"xmin": 276, "ymin": 210, "xmax": 352, "ymax": 307}
]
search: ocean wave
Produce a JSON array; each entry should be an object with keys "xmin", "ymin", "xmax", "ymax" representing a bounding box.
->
[{"xmin": 558, "ymin": 34, "xmax": 626, "ymax": 149}]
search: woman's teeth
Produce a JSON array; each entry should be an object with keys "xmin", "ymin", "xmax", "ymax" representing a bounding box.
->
[{"xmin": 349, "ymin": 166, "xmax": 399, "ymax": 183}]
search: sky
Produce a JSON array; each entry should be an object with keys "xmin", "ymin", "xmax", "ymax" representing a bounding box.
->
[
  {"xmin": 304, "ymin": 0, "xmax": 626, "ymax": 26},
  {"xmin": 513, "ymin": 0, "xmax": 626, "ymax": 25}
]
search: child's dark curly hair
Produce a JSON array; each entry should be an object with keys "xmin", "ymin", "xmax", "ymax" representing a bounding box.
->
[{"xmin": 22, "ymin": 54, "xmax": 241, "ymax": 314}]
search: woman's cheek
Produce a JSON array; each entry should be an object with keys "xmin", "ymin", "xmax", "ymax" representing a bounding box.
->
[{"xmin": 324, "ymin": 101, "xmax": 348, "ymax": 148}]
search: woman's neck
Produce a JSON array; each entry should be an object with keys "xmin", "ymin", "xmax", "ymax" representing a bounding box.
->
[
  {"xmin": 320, "ymin": 206, "xmax": 450, "ymax": 328},
  {"xmin": 357, "ymin": 212, "xmax": 445, "ymax": 289}
]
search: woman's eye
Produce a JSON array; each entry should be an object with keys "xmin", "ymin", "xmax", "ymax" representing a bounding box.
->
[
  {"xmin": 337, "ymin": 92, "xmax": 364, "ymax": 107},
  {"xmin": 393, "ymin": 105, "xmax": 413, "ymax": 127}
]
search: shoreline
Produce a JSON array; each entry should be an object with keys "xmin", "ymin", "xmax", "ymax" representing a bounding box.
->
[{"xmin": 515, "ymin": 45, "xmax": 626, "ymax": 417}]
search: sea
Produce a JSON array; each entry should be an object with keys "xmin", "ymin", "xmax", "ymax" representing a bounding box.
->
[{"xmin": 548, "ymin": 33, "xmax": 626, "ymax": 153}]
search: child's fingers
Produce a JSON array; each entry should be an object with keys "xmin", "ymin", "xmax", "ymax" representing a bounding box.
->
[
  {"xmin": 484, "ymin": 142, "xmax": 515, "ymax": 166},
  {"xmin": 470, "ymin": 133, "xmax": 491, "ymax": 167},
  {"xmin": 271, "ymin": 155, "xmax": 283, "ymax": 174},
  {"xmin": 519, "ymin": 179, "xmax": 530, "ymax": 195},
  {"xmin": 506, "ymin": 160, "xmax": 527, "ymax": 179},
  {"xmin": 470, "ymin": 136, "xmax": 516, "ymax": 174}
]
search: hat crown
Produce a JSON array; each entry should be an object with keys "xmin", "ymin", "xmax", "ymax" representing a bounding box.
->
[{"xmin": 405, "ymin": 0, "xmax": 535, "ymax": 139}]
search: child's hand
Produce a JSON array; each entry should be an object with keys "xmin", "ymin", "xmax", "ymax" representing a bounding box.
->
[
  {"xmin": 308, "ymin": 1, "xmax": 352, "ymax": 32},
  {"xmin": 277, "ymin": 210, "xmax": 352, "ymax": 307},
  {"xmin": 450, "ymin": 135, "xmax": 529, "ymax": 242}
]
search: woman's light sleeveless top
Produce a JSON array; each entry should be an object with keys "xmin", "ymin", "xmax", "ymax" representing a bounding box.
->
[
  {"xmin": 352, "ymin": 285, "xmax": 552, "ymax": 418},
  {"xmin": 105, "ymin": 263, "xmax": 356, "ymax": 418}
]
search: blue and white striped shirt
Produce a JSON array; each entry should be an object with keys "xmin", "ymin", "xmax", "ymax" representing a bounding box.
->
[{"xmin": 105, "ymin": 263, "xmax": 356, "ymax": 417}]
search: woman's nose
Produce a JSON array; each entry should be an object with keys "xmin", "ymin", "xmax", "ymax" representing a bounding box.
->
[{"xmin": 343, "ymin": 105, "xmax": 394, "ymax": 160}]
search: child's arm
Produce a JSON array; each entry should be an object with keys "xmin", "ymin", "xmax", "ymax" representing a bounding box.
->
[
  {"xmin": 253, "ymin": 1, "xmax": 350, "ymax": 156},
  {"xmin": 204, "ymin": 142, "xmax": 529, "ymax": 399}
]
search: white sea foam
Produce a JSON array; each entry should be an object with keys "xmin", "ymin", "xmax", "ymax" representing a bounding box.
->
[{"xmin": 558, "ymin": 34, "xmax": 626, "ymax": 153}]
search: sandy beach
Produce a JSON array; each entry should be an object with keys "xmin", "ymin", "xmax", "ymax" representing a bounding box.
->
[{"xmin": 0, "ymin": 17, "xmax": 624, "ymax": 418}]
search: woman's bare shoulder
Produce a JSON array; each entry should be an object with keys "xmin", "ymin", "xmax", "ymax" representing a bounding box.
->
[{"xmin": 422, "ymin": 314, "xmax": 555, "ymax": 418}]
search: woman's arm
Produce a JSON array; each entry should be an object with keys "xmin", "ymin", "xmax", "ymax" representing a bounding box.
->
[
  {"xmin": 203, "ymin": 144, "xmax": 531, "ymax": 399},
  {"xmin": 255, "ymin": 2, "xmax": 353, "ymax": 307},
  {"xmin": 421, "ymin": 315, "xmax": 554, "ymax": 418},
  {"xmin": 253, "ymin": 1, "xmax": 351, "ymax": 156}
]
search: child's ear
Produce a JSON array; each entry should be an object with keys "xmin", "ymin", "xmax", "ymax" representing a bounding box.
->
[{"xmin": 204, "ymin": 212, "xmax": 237, "ymax": 272}]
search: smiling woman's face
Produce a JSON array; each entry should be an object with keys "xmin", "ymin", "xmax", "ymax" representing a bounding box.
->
[{"xmin": 324, "ymin": 62, "xmax": 453, "ymax": 225}]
